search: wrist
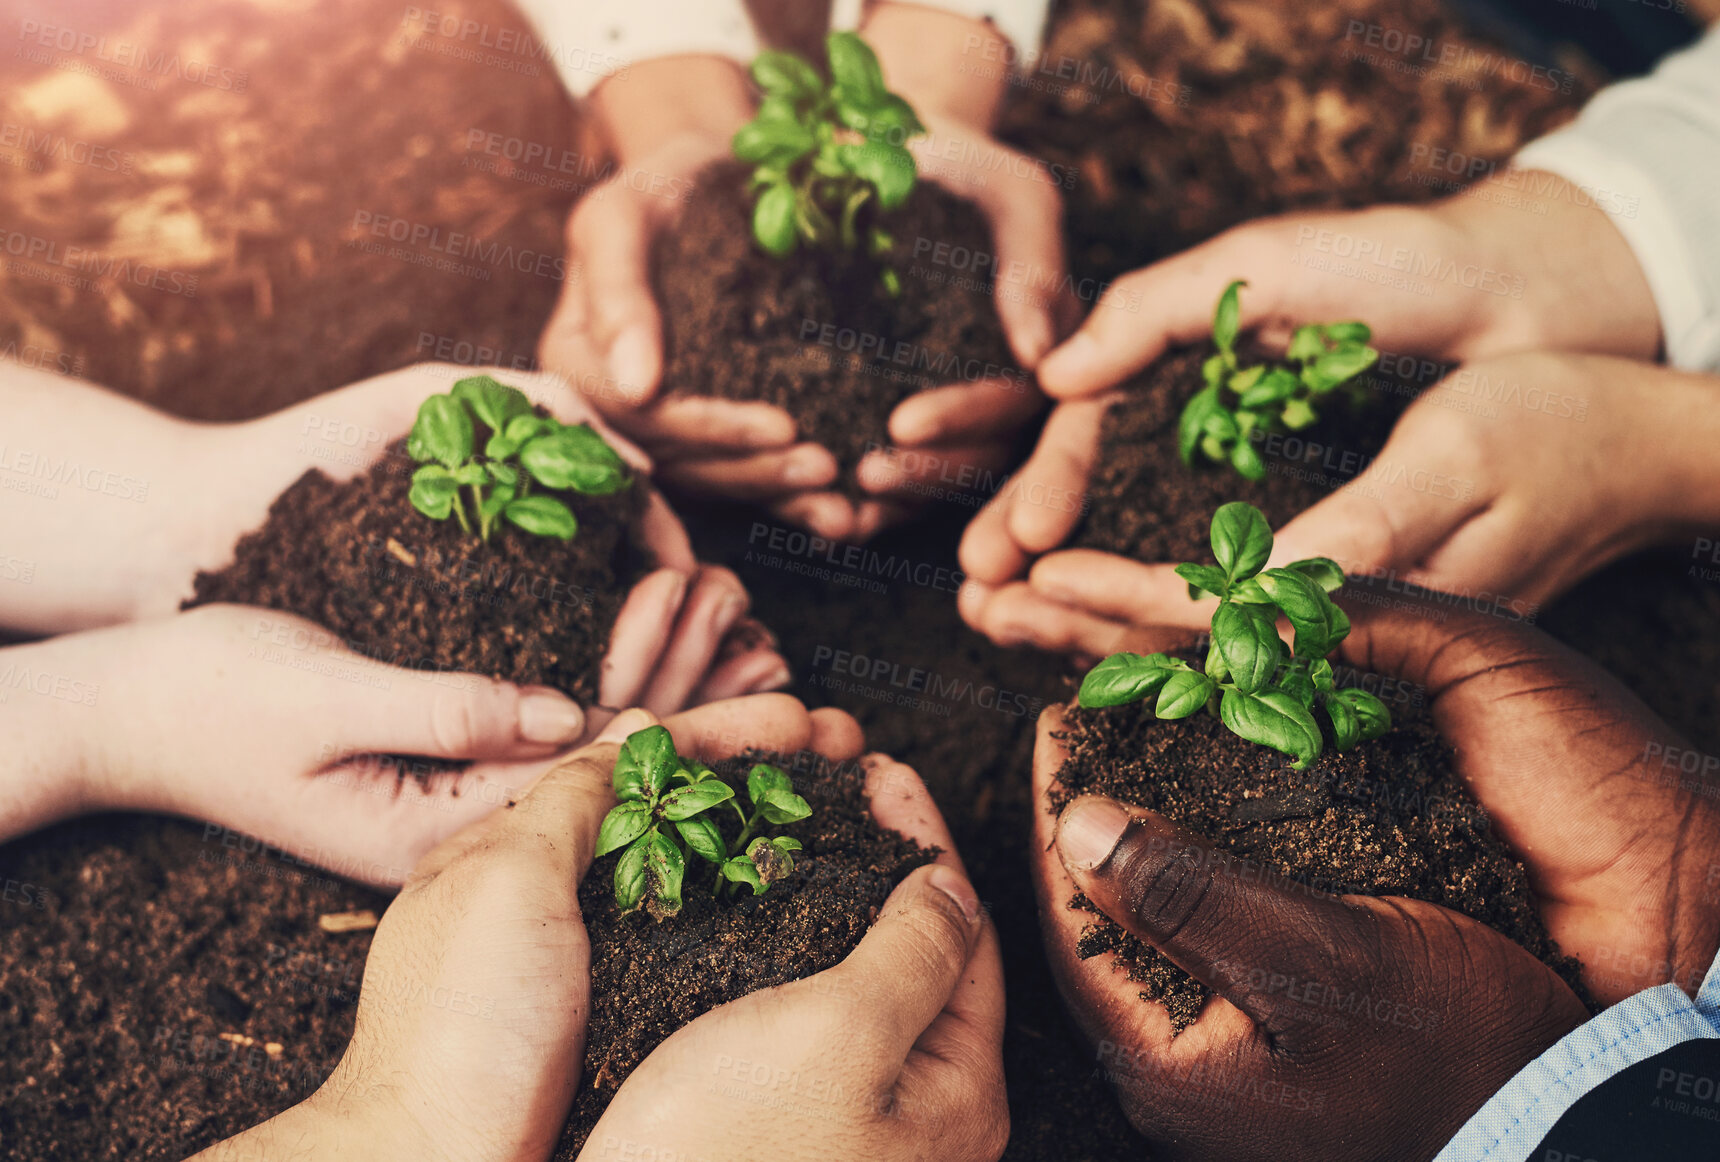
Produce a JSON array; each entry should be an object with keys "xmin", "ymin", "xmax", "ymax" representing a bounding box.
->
[
  {"xmin": 863, "ymin": 3, "xmax": 1010, "ymax": 131},
  {"xmin": 190, "ymin": 1087, "xmax": 433, "ymax": 1162},
  {"xmin": 0, "ymin": 637, "xmax": 106, "ymax": 843},
  {"xmin": 590, "ymin": 54, "xmax": 753, "ymax": 167}
]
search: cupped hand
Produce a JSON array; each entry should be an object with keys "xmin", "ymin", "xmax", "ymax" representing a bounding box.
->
[
  {"xmin": 1031, "ymin": 722, "xmax": 1589, "ymax": 1161},
  {"xmin": 584, "ymin": 753, "xmax": 1007, "ymax": 1162},
  {"xmin": 962, "ymin": 350, "xmax": 1720, "ymax": 654},
  {"xmin": 190, "ymin": 695, "xmax": 865, "ymax": 1162}
]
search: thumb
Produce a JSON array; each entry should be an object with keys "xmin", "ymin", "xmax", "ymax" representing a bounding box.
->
[
  {"xmin": 1054, "ymin": 796, "xmax": 1374, "ymax": 1034},
  {"xmin": 817, "ymin": 863, "xmax": 984, "ymax": 1063},
  {"xmin": 324, "ymin": 670, "xmax": 587, "ymax": 761}
]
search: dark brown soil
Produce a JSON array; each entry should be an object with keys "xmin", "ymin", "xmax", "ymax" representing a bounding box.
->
[
  {"xmin": 184, "ymin": 437, "xmax": 647, "ymax": 706},
  {"xmin": 656, "ymin": 159, "xmax": 1020, "ymax": 478},
  {"xmin": 557, "ymin": 748, "xmax": 933, "ymax": 1157},
  {"xmin": 1072, "ymin": 344, "xmax": 1411, "ymax": 565},
  {"xmin": 1049, "ymin": 693, "xmax": 1589, "ymax": 1033}
]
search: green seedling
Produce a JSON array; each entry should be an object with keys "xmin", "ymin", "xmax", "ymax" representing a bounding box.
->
[
  {"xmin": 1077, "ymin": 502, "xmax": 1391, "ymax": 769},
  {"xmin": 596, "ymin": 726, "xmax": 813, "ymax": 920},
  {"xmin": 732, "ymin": 31, "xmax": 926, "ymax": 294},
  {"xmin": 406, "ymin": 375, "xmax": 628, "ymax": 543},
  {"xmin": 1178, "ymin": 280, "xmax": 1380, "ymax": 480}
]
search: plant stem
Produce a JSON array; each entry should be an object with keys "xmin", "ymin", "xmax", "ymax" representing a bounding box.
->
[
  {"xmin": 471, "ymin": 484, "xmax": 490, "ymax": 541},
  {"xmin": 451, "ymin": 493, "xmax": 472, "ymax": 536}
]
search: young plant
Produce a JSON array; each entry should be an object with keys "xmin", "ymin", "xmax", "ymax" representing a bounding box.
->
[
  {"xmin": 731, "ymin": 31, "xmax": 926, "ymax": 294},
  {"xmin": 406, "ymin": 375, "xmax": 628, "ymax": 543},
  {"xmin": 1178, "ymin": 281, "xmax": 1380, "ymax": 480},
  {"xmin": 595, "ymin": 726, "xmax": 813, "ymax": 920},
  {"xmin": 1077, "ymin": 502, "xmax": 1391, "ymax": 769}
]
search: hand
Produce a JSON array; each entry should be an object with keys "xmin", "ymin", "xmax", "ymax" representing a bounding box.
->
[
  {"xmin": 1031, "ymin": 737, "xmax": 1589, "ymax": 1161},
  {"xmin": 585, "ymin": 754, "xmax": 1007, "ymax": 1162},
  {"xmin": 188, "ymin": 695, "xmax": 865, "ymax": 1162},
  {"xmin": 962, "ymin": 351, "xmax": 1720, "ymax": 652}
]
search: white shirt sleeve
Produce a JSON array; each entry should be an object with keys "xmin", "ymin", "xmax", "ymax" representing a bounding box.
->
[
  {"xmin": 510, "ymin": 0, "xmax": 760, "ymax": 98},
  {"xmin": 834, "ymin": 0, "xmax": 1051, "ymax": 66},
  {"xmin": 1513, "ymin": 25, "xmax": 1720, "ymax": 372}
]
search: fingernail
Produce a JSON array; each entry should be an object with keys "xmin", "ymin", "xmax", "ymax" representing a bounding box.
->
[
  {"xmin": 755, "ymin": 664, "xmax": 791, "ymax": 692},
  {"xmin": 927, "ymin": 864, "xmax": 981, "ymax": 925},
  {"xmin": 595, "ymin": 707, "xmax": 656, "ymax": 746},
  {"xmin": 1057, "ymin": 797, "xmax": 1131, "ymax": 871},
  {"xmin": 518, "ymin": 689, "xmax": 585, "ymax": 745},
  {"xmin": 606, "ymin": 326, "xmax": 656, "ymax": 397}
]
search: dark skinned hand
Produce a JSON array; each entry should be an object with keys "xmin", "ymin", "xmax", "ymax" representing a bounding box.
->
[{"xmin": 1031, "ymin": 591, "xmax": 1720, "ymax": 1161}]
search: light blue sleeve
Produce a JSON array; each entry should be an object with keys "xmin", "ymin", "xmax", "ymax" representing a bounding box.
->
[{"xmin": 1436, "ymin": 947, "xmax": 1720, "ymax": 1162}]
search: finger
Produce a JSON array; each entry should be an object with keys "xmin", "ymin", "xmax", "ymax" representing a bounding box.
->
[
  {"xmin": 662, "ymin": 692, "xmax": 818, "ymax": 762},
  {"xmin": 1053, "ymin": 794, "xmax": 1371, "ymax": 1034},
  {"xmin": 621, "ymin": 396, "xmax": 798, "ymax": 453},
  {"xmin": 563, "ymin": 193, "xmax": 663, "ymax": 404},
  {"xmin": 863, "ymin": 755, "xmax": 961, "ymax": 867},
  {"xmin": 654, "ymin": 444, "xmax": 838, "ymax": 499},
  {"xmin": 599, "ymin": 568, "xmax": 690, "ymax": 709},
  {"xmin": 970, "ymin": 581, "xmax": 1170, "ymax": 655},
  {"xmin": 768, "ymin": 491, "xmax": 859, "ymax": 541},
  {"xmin": 961, "ymin": 152, "xmax": 1065, "ymax": 367},
  {"xmin": 958, "ymin": 489, "xmax": 1033, "ymax": 587},
  {"xmin": 1004, "ymin": 397, "xmax": 1109, "ymax": 555},
  {"xmin": 1028, "ymin": 551, "xmax": 1213, "ymax": 631},
  {"xmin": 327, "ymin": 669, "xmax": 586, "ymax": 760},
  {"xmin": 637, "ymin": 567, "xmax": 751, "ymax": 716},
  {"xmin": 886, "ymin": 378, "xmax": 1044, "ymax": 448},
  {"xmin": 691, "ymin": 646, "xmax": 791, "ymax": 704},
  {"xmin": 855, "ymin": 441, "xmax": 999, "ymax": 496},
  {"xmin": 809, "ymin": 707, "xmax": 864, "ymax": 761},
  {"xmin": 818, "ymin": 862, "xmax": 985, "ymax": 1062},
  {"xmin": 639, "ymin": 487, "xmax": 696, "ymax": 573}
]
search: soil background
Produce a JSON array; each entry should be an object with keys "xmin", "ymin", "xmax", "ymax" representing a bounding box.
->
[{"xmin": 2, "ymin": 2, "xmax": 1716, "ymax": 1161}]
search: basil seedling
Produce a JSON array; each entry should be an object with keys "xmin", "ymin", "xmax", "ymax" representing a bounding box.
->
[
  {"xmin": 732, "ymin": 31, "xmax": 926, "ymax": 294},
  {"xmin": 596, "ymin": 726, "xmax": 813, "ymax": 920},
  {"xmin": 406, "ymin": 375, "xmax": 628, "ymax": 542},
  {"xmin": 1178, "ymin": 281, "xmax": 1379, "ymax": 480},
  {"xmin": 1078, "ymin": 502, "xmax": 1391, "ymax": 769}
]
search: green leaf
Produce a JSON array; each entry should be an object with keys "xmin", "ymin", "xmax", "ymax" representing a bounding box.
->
[
  {"xmin": 615, "ymin": 724, "xmax": 677, "ymax": 801},
  {"xmin": 452, "ymin": 375, "xmax": 530, "ymax": 435},
  {"xmin": 1305, "ymin": 345, "xmax": 1378, "ymax": 392},
  {"xmin": 1324, "ymin": 694, "xmax": 1361, "ymax": 750},
  {"xmin": 1286, "ymin": 557, "xmax": 1345, "ymax": 593},
  {"xmin": 1212, "ymin": 280, "xmax": 1245, "ymax": 355},
  {"xmin": 1202, "ymin": 405, "xmax": 1240, "ymax": 444},
  {"xmin": 748, "ymin": 834, "xmax": 795, "ymax": 884},
  {"xmin": 451, "ymin": 462, "xmax": 488, "ymax": 486},
  {"xmin": 1309, "ymin": 658, "xmax": 1335, "ymax": 692},
  {"xmin": 1238, "ymin": 367, "xmax": 1299, "ymax": 408},
  {"xmin": 1286, "ymin": 324, "xmax": 1325, "ymax": 363},
  {"xmin": 1077, "ymin": 652, "xmax": 1180, "ymax": 708},
  {"xmin": 732, "ymin": 117, "xmax": 817, "ymax": 167},
  {"xmin": 827, "ymin": 31, "xmax": 886, "ymax": 110},
  {"xmin": 1230, "ymin": 576, "xmax": 1273, "ymax": 604},
  {"xmin": 643, "ymin": 830, "xmax": 685, "ymax": 917},
  {"xmin": 503, "ymin": 495, "xmax": 578, "ymax": 540},
  {"xmin": 1323, "ymin": 321, "xmax": 1372, "ymax": 344},
  {"xmin": 746, "ymin": 763, "xmax": 792, "ymax": 807},
  {"xmin": 839, "ymin": 92, "xmax": 925, "ymax": 142},
  {"xmin": 478, "ymin": 482, "xmax": 514, "ymax": 523},
  {"xmin": 1174, "ymin": 563, "xmax": 1230, "ymax": 601},
  {"xmin": 614, "ymin": 839, "xmax": 648, "ymax": 912},
  {"xmin": 1220, "ymin": 687, "xmax": 1324, "ymax": 768},
  {"xmin": 595, "ymin": 801, "xmax": 651, "ymax": 857},
  {"xmin": 1280, "ymin": 397, "xmax": 1318, "ymax": 430},
  {"xmin": 1178, "ymin": 388, "xmax": 1223, "ymax": 466},
  {"xmin": 486, "ymin": 462, "xmax": 518, "ymax": 487},
  {"xmin": 721, "ymin": 856, "xmax": 767, "ymax": 895},
  {"xmin": 1333, "ymin": 687, "xmax": 1392, "ymax": 740},
  {"xmin": 752, "ymin": 180, "xmax": 799, "ymax": 257},
  {"xmin": 1230, "ymin": 439, "xmax": 1266, "ymax": 480},
  {"xmin": 1279, "ymin": 666, "xmax": 1316, "ymax": 709},
  {"xmin": 751, "ymin": 49, "xmax": 822, "ymax": 96},
  {"xmin": 1227, "ymin": 364, "xmax": 1265, "ymax": 395},
  {"xmin": 1256, "ymin": 568, "xmax": 1351, "ymax": 659},
  {"xmin": 836, "ymin": 140, "xmax": 916, "ymax": 210},
  {"xmin": 660, "ymin": 780, "xmax": 736, "ymax": 821},
  {"xmin": 773, "ymin": 836, "xmax": 803, "ymax": 853},
  {"xmin": 408, "ymin": 465, "xmax": 458, "ymax": 520},
  {"xmin": 675, "ymin": 816, "xmax": 726, "ymax": 864},
  {"xmin": 1210, "ymin": 502, "xmax": 1274, "ymax": 582},
  {"xmin": 1212, "ymin": 602, "xmax": 1282, "ymax": 695},
  {"xmin": 757, "ymin": 786, "xmax": 812, "ymax": 825},
  {"xmin": 519, "ymin": 424, "xmax": 628, "ymax": 495},
  {"xmin": 411, "ymin": 394, "xmax": 474, "ymax": 469},
  {"xmin": 1155, "ymin": 670, "xmax": 1215, "ymax": 719}
]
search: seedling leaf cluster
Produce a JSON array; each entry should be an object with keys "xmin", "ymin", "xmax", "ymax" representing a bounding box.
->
[
  {"xmin": 597, "ymin": 726, "xmax": 813, "ymax": 920},
  {"xmin": 1179, "ymin": 281, "xmax": 1380, "ymax": 480},
  {"xmin": 1078, "ymin": 502, "xmax": 1391, "ymax": 768},
  {"xmin": 406, "ymin": 376, "xmax": 629, "ymax": 543},
  {"xmin": 732, "ymin": 32, "xmax": 925, "ymax": 293}
]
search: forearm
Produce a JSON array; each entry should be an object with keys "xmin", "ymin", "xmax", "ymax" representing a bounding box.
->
[
  {"xmin": 0, "ymin": 636, "xmax": 100, "ymax": 844},
  {"xmin": 862, "ymin": 3, "xmax": 1014, "ymax": 129},
  {"xmin": 0, "ymin": 363, "xmax": 203, "ymax": 633},
  {"xmin": 589, "ymin": 55, "xmax": 754, "ymax": 166}
]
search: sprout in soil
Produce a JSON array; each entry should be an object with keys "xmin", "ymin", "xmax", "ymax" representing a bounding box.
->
[
  {"xmin": 732, "ymin": 31, "xmax": 926, "ymax": 295},
  {"xmin": 1078, "ymin": 501, "xmax": 1391, "ymax": 770},
  {"xmin": 596, "ymin": 725, "xmax": 813, "ymax": 921},
  {"xmin": 1179, "ymin": 280, "xmax": 1380, "ymax": 480},
  {"xmin": 406, "ymin": 375, "xmax": 629, "ymax": 542}
]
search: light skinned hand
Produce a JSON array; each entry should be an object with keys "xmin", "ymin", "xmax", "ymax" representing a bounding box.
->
[
  {"xmin": 583, "ymin": 752, "xmax": 1007, "ymax": 1162},
  {"xmin": 960, "ymin": 351, "xmax": 1720, "ymax": 654}
]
